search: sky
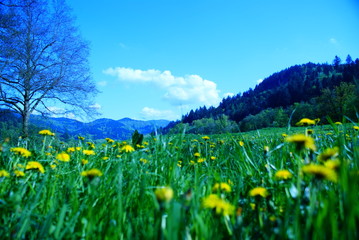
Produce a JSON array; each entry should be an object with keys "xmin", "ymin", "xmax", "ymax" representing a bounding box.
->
[{"xmin": 65, "ymin": 0, "xmax": 359, "ymax": 121}]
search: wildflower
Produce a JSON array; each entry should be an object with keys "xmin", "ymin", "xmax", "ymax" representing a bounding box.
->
[
  {"xmin": 210, "ymin": 156, "xmax": 216, "ymax": 160},
  {"xmin": 177, "ymin": 161, "xmax": 182, "ymax": 167},
  {"xmin": 140, "ymin": 158, "xmax": 148, "ymax": 164},
  {"xmin": 56, "ymin": 152, "xmax": 70, "ymax": 162},
  {"xmin": 39, "ymin": 129, "xmax": 55, "ymax": 136},
  {"xmin": 78, "ymin": 136, "xmax": 85, "ymax": 140},
  {"xmin": 264, "ymin": 146, "xmax": 270, "ymax": 153},
  {"xmin": 302, "ymin": 164, "xmax": 337, "ymax": 182},
  {"xmin": 25, "ymin": 161, "xmax": 45, "ymax": 174},
  {"xmin": 86, "ymin": 142, "xmax": 95, "ymax": 149},
  {"xmin": 239, "ymin": 141, "xmax": 244, "ymax": 147},
  {"xmin": 194, "ymin": 152, "xmax": 201, "ymax": 157},
  {"xmin": 0, "ymin": 170, "xmax": 10, "ymax": 177},
  {"xmin": 324, "ymin": 159, "xmax": 340, "ymax": 170},
  {"xmin": 105, "ymin": 138, "xmax": 115, "ymax": 143},
  {"xmin": 102, "ymin": 156, "xmax": 109, "ymax": 160},
  {"xmin": 10, "ymin": 147, "xmax": 32, "ymax": 158},
  {"xmin": 67, "ymin": 147, "xmax": 76, "ymax": 153},
  {"xmin": 353, "ymin": 126, "xmax": 359, "ymax": 131},
  {"xmin": 121, "ymin": 144, "xmax": 135, "ymax": 153},
  {"xmin": 202, "ymin": 194, "xmax": 235, "ymax": 216},
  {"xmin": 50, "ymin": 164, "xmax": 57, "ymax": 169},
  {"xmin": 296, "ymin": 118, "xmax": 319, "ymax": 126},
  {"xmin": 81, "ymin": 159, "xmax": 89, "ymax": 165},
  {"xmin": 212, "ymin": 182, "xmax": 232, "ymax": 193},
  {"xmin": 282, "ymin": 133, "xmax": 288, "ymax": 137},
  {"xmin": 274, "ymin": 169, "xmax": 293, "ymax": 180},
  {"xmin": 335, "ymin": 122, "xmax": 342, "ymax": 125},
  {"xmin": 197, "ymin": 158, "xmax": 206, "ymax": 163},
  {"xmin": 155, "ymin": 186, "xmax": 174, "ymax": 202},
  {"xmin": 202, "ymin": 136, "xmax": 210, "ymax": 140},
  {"xmin": 249, "ymin": 187, "xmax": 269, "ymax": 198},
  {"xmin": 83, "ymin": 150, "xmax": 95, "ymax": 156},
  {"xmin": 81, "ymin": 168, "xmax": 103, "ymax": 178},
  {"xmin": 14, "ymin": 170, "xmax": 25, "ymax": 177},
  {"xmin": 317, "ymin": 147, "xmax": 339, "ymax": 162},
  {"xmin": 285, "ymin": 134, "xmax": 316, "ymax": 151}
]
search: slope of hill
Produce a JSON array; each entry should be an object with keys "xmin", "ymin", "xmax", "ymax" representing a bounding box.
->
[{"xmin": 168, "ymin": 57, "xmax": 359, "ymax": 133}]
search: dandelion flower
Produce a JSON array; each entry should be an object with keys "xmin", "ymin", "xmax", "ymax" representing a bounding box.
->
[
  {"xmin": 285, "ymin": 134, "xmax": 316, "ymax": 151},
  {"xmin": 39, "ymin": 129, "xmax": 55, "ymax": 136},
  {"xmin": 105, "ymin": 138, "xmax": 115, "ymax": 143},
  {"xmin": 296, "ymin": 118, "xmax": 319, "ymax": 126},
  {"xmin": 317, "ymin": 147, "xmax": 339, "ymax": 162},
  {"xmin": 81, "ymin": 159, "xmax": 89, "ymax": 165},
  {"xmin": 210, "ymin": 156, "xmax": 216, "ymax": 160},
  {"xmin": 197, "ymin": 158, "xmax": 206, "ymax": 163},
  {"xmin": 155, "ymin": 186, "xmax": 174, "ymax": 202},
  {"xmin": 121, "ymin": 144, "xmax": 135, "ymax": 153},
  {"xmin": 249, "ymin": 187, "xmax": 269, "ymax": 198},
  {"xmin": 0, "ymin": 170, "xmax": 10, "ymax": 177},
  {"xmin": 324, "ymin": 159, "xmax": 340, "ymax": 170},
  {"xmin": 212, "ymin": 182, "xmax": 232, "ymax": 193},
  {"xmin": 81, "ymin": 168, "xmax": 103, "ymax": 178},
  {"xmin": 83, "ymin": 149, "xmax": 96, "ymax": 156},
  {"xmin": 202, "ymin": 194, "xmax": 235, "ymax": 216},
  {"xmin": 14, "ymin": 170, "xmax": 25, "ymax": 177},
  {"xmin": 194, "ymin": 152, "xmax": 201, "ymax": 157},
  {"xmin": 239, "ymin": 141, "xmax": 244, "ymax": 147},
  {"xmin": 353, "ymin": 126, "xmax": 359, "ymax": 131},
  {"xmin": 10, "ymin": 147, "xmax": 32, "ymax": 158},
  {"xmin": 274, "ymin": 169, "xmax": 293, "ymax": 180},
  {"xmin": 56, "ymin": 152, "xmax": 70, "ymax": 162},
  {"xmin": 302, "ymin": 164, "xmax": 337, "ymax": 182},
  {"xmin": 25, "ymin": 161, "xmax": 45, "ymax": 174},
  {"xmin": 202, "ymin": 136, "xmax": 210, "ymax": 140},
  {"xmin": 335, "ymin": 122, "xmax": 342, "ymax": 125}
]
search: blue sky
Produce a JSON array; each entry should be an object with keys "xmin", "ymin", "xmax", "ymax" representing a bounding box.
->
[{"xmin": 66, "ymin": 0, "xmax": 359, "ymax": 121}]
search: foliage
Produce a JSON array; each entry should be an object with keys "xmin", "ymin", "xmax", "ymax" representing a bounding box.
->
[{"xmin": 1, "ymin": 123, "xmax": 359, "ymax": 239}]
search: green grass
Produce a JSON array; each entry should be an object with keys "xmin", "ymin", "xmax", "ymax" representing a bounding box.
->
[{"xmin": 1, "ymin": 124, "xmax": 359, "ymax": 239}]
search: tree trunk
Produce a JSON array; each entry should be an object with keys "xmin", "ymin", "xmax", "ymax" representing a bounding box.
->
[{"xmin": 22, "ymin": 109, "xmax": 30, "ymax": 138}]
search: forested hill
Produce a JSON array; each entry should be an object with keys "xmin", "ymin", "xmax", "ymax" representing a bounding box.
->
[{"xmin": 167, "ymin": 56, "xmax": 359, "ymax": 134}]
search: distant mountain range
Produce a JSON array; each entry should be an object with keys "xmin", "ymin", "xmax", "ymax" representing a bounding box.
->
[{"xmin": 0, "ymin": 110, "xmax": 170, "ymax": 140}]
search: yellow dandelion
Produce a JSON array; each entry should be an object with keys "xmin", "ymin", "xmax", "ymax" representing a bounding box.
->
[
  {"xmin": 202, "ymin": 136, "xmax": 210, "ymax": 140},
  {"xmin": 197, "ymin": 158, "xmax": 206, "ymax": 163},
  {"xmin": 121, "ymin": 144, "xmax": 135, "ymax": 153},
  {"xmin": 202, "ymin": 194, "xmax": 235, "ymax": 216},
  {"xmin": 334, "ymin": 122, "xmax": 342, "ymax": 125},
  {"xmin": 10, "ymin": 147, "xmax": 32, "ymax": 158},
  {"xmin": 210, "ymin": 156, "xmax": 216, "ymax": 160},
  {"xmin": 81, "ymin": 159, "xmax": 89, "ymax": 165},
  {"xmin": 302, "ymin": 164, "xmax": 338, "ymax": 182},
  {"xmin": 78, "ymin": 136, "xmax": 85, "ymax": 140},
  {"xmin": 155, "ymin": 186, "xmax": 174, "ymax": 202},
  {"xmin": 285, "ymin": 134, "xmax": 316, "ymax": 151},
  {"xmin": 14, "ymin": 170, "xmax": 25, "ymax": 177},
  {"xmin": 282, "ymin": 133, "xmax": 288, "ymax": 137},
  {"xmin": 317, "ymin": 147, "xmax": 339, "ymax": 162},
  {"xmin": 83, "ymin": 149, "xmax": 96, "ymax": 156},
  {"xmin": 67, "ymin": 147, "xmax": 76, "ymax": 153},
  {"xmin": 249, "ymin": 187, "xmax": 269, "ymax": 198},
  {"xmin": 81, "ymin": 168, "xmax": 103, "ymax": 178},
  {"xmin": 324, "ymin": 159, "xmax": 340, "ymax": 170},
  {"xmin": 105, "ymin": 138, "xmax": 115, "ymax": 143},
  {"xmin": 25, "ymin": 161, "xmax": 45, "ymax": 174},
  {"xmin": 39, "ymin": 129, "xmax": 55, "ymax": 136},
  {"xmin": 212, "ymin": 182, "xmax": 232, "ymax": 193},
  {"xmin": 353, "ymin": 126, "xmax": 359, "ymax": 131},
  {"xmin": 296, "ymin": 118, "xmax": 318, "ymax": 126},
  {"xmin": 274, "ymin": 169, "xmax": 293, "ymax": 180},
  {"xmin": 239, "ymin": 141, "xmax": 244, "ymax": 147},
  {"xmin": 194, "ymin": 152, "xmax": 201, "ymax": 157},
  {"xmin": 0, "ymin": 170, "xmax": 10, "ymax": 177},
  {"xmin": 50, "ymin": 164, "xmax": 57, "ymax": 169},
  {"xmin": 56, "ymin": 152, "xmax": 70, "ymax": 162}
]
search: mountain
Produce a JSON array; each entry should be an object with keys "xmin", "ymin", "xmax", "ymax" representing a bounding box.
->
[
  {"xmin": 0, "ymin": 110, "xmax": 170, "ymax": 140},
  {"xmin": 167, "ymin": 56, "xmax": 359, "ymax": 133}
]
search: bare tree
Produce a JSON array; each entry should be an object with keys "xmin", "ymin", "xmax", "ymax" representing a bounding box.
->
[{"xmin": 0, "ymin": 0, "xmax": 98, "ymax": 136}]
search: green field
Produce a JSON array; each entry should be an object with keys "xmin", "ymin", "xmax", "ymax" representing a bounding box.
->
[{"xmin": 1, "ymin": 123, "xmax": 359, "ymax": 239}]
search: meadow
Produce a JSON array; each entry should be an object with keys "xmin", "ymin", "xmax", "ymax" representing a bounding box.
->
[{"xmin": 0, "ymin": 121, "xmax": 359, "ymax": 239}]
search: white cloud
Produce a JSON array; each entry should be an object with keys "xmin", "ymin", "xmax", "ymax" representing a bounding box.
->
[
  {"xmin": 97, "ymin": 81, "xmax": 108, "ymax": 87},
  {"xmin": 103, "ymin": 67, "xmax": 220, "ymax": 106},
  {"xmin": 257, "ymin": 79, "xmax": 263, "ymax": 84},
  {"xmin": 140, "ymin": 107, "xmax": 178, "ymax": 120},
  {"xmin": 329, "ymin": 38, "xmax": 338, "ymax": 44},
  {"xmin": 90, "ymin": 103, "xmax": 102, "ymax": 110}
]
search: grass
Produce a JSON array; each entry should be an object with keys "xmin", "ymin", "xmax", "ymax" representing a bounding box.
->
[{"xmin": 0, "ymin": 123, "xmax": 359, "ymax": 239}]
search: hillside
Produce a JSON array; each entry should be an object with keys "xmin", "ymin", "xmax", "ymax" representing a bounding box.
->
[
  {"xmin": 167, "ymin": 56, "xmax": 359, "ymax": 134},
  {"xmin": 0, "ymin": 110, "xmax": 170, "ymax": 140}
]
